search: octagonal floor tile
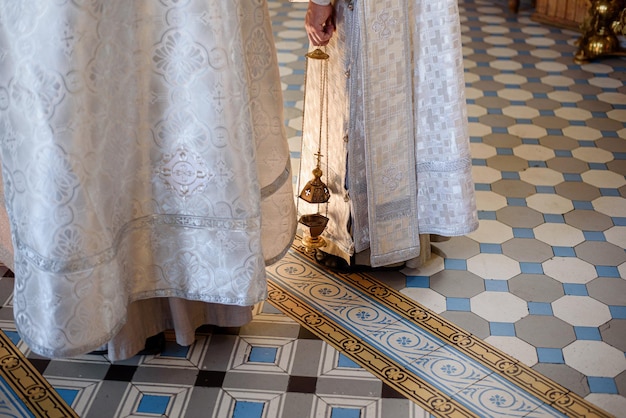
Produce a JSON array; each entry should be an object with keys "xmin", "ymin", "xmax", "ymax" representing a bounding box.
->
[
  {"xmin": 471, "ymin": 291, "xmax": 527, "ymax": 322},
  {"xmin": 526, "ymin": 194, "xmax": 573, "ymax": 214},
  {"xmin": 564, "ymin": 210, "xmax": 613, "ymax": 231},
  {"xmin": 608, "ymin": 160, "xmax": 626, "ymax": 177},
  {"xmin": 530, "ymin": 49, "xmax": 561, "ymax": 59},
  {"xmin": 276, "ymin": 52, "xmax": 300, "ymax": 64},
  {"xmin": 478, "ymin": 114, "xmax": 516, "ymax": 128},
  {"xmin": 493, "ymin": 72, "xmax": 527, "ymax": 84},
  {"xmin": 547, "ymin": 157, "xmax": 590, "ymax": 174},
  {"xmin": 525, "ymin": 97, "xmax": 561, "ymax": 111},
  {"xmin": 491, "ymin": 179, "xmax": 535, "ymax": 198},
  {"xmin": 467, "ymin": 253, "xmax": 521, "ymax": 280},
  {"xmin": 563, "ymin": 340, "xmax": 626, "ymax": 377},
  {"xmin": 470, "ymin": 142, "xmax": 497, "ymax": 159},
  {"xmin": 562, "ymin": 126, "xmax": 603, "ymax": 141},
  {"xmin": 596, "ymin": 137, "xmax": 626, "ymax": 154},
  {"xmin": 553, "ymin": 107, "xmax": 593, "ymax": 121},
  {"xmin": 534, "ymin": 223, "xmax": 585, "ymax": 247},
  {"xmin": 502, "ymin": 105, "xmax": 540, "ymax": 120},
  {"xmin": 577, "ymin": 99, "xmax": 614, "ymax": 114},
  {"xmin": 512, "ymin": 144, "xmax": 555, "ymax": 161},
  {"xmin": 521, "ymin": 25, "xmax": 551, "ymax": 35},
  {"xmin": 533, "ymin": 363, "xmax": 589, "ymax": 397},
  {"xmin": 485, "ymin": 155, "xmax": 529, "ymax": 172},
  {"xmin": 539, "ymin": 135, "xmax": 580, "ymax": 151},
  {"xmin": 546, "ymin": 90, "xmax": 583, "ymax": 103},
  {"xmin": 555, "ymin": 176, "xmax": 600, "ymax": 202},
  {"xmin": 593, "ymin": 196, "xmax": 626, "ymax": 217},
  {"xmin": 507, "ymin": 123, "xmax": 547, "ymax": 140},
  {"xmin": 471, "ymin": 165, "xmax": 502, "ymax": 184},
  {"xmin": 589, "ymin": 77, "xmax": 624, "ymax": 89},
  {"xmin": 540, "ymin": 75, "xmax": 575, "ymax": 87},
  {"xmin": 552, "ymin": 296, "xmax": 611, "ymax": 327},
  {"xmin": 497, "ymin": 88, "xmax": 533, "ymax": 101},
  {"xmin": 475, "ymin": 190, "xmax": 508, "ymax": 211},
  {"xmin": 430, "ymin": 236, "xmax": 481, "ymax": 260},
  {"xmin": 571, "ymin": 147, "xmax": 614, "ymax": 164},
  {"xmin": 440, "ymin": 311, "xmax": 490, "ymax": 339},
  {"xmin": 464, "ymin": 71, "xmax": 480, "ymax": 83},
  {"xmin": 607, "ymin": 108, "xmax": 626, "ymax": 122},
  {"xmin": 586, "ymin": 117, "xmax": 625, "ymax": 133},
  {"xmin": 496, "ymin": 206, "xmax": 544, "ymax": 228},
  {"xmin": 509, "ymin": 274, "xmax": 564, "ymax": 303},
  {"xmin": 591, "ymin": 273, "xmax": 626, "ymax": 306},
  {"xmin": 274, "ymin": 39, "xmax": 305, "ymax": 51},
  {"xmin": 519, "ymin": 167, "xmax": 564, "ymax": 186},
  {"xmin": 604, "ymin": 226, "xmax": 626, "ymax": 249},
  {"xmin": 585, "ymin": 394, "xmax": 626, "ymax": 418},
  {"xmin": 403, "ymin": 254, "xmax": 445, "ymax": 277},
  {"xmin": 483, "ymin": 133, "xmax": 523, "ymax": 149},
  {"xmin": 579, "ymin": 62, "xmax": 615, "ymax": 74},
  {"xmin": 465, "ymin": 86, "xmax": 483, "ymax": 100},
  {"xmin": 287, "ymin": 115, "xmax": 303, "ymax": 130},
  {"xmin": 531, "ymin": 115, "xmax": 570, "ymax": 130},
  {"xmin": 598, "ymin": 92, "xmax": 626, "ymax": 105},
  {"xmin": 575, "ymin": 242, "xmax": 626, "ymax": 267},
  {"xmin": 468, "ymin": 122, "xmax": 492, "ymax": 138},
  {"xmin": 484, "ymin": 335, "xmax": 538, "ymax": 367},
  {"xmin": 569, "ymin": 83, "xmax": 604, "ymax": 97},
  {"xmin": 542, "ymin": 257, "xmax": 597, "ymax": 284},
  {"xmin": 515, "ymin": 315, "xmax": 576, "ymax": 348},
  {"xmin": 430, "ymin": 269, "xmax": 485, "ymax": 298},
  {"xmin": 599, "ymin": 319, "xmax": 626, "ymax": 354},
  {"xmin": 467, "ymin": 220, "xmax": 513, "ymax": 244},
  {"xmin": 582, "ymin": 170, "xmax": 626, "ymax": 189},
  {"xmin": 535, "ymin": 61, "xmax": 568, "ymax": 73},
  {"xmin": 501, "ymin": 238, "xmax": 553, "ymax": 263},
  {"xmin": 400, "ymin": 288, "xmax": 446, "ymax": 314},
  {"xmin": 467, "ymin": 103, "xmax": 488, "ymax": 117}
]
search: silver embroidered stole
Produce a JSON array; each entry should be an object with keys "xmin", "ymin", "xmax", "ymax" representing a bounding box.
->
[{"xmin": 355, "ymin": 0, "xmax": 420, "ymax": 267}]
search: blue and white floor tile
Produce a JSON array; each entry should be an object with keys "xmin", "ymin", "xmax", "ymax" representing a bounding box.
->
[{"xmin": 1, "ymin": 0, "xmax": 625, "ymax": 416}]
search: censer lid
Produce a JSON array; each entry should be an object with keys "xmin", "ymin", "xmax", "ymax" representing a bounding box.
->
[{"xmin": 299, "ymin": 166, "xmax": 330, "ymax": 204}]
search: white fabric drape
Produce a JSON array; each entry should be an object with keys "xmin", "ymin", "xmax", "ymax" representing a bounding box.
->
[
  {"xmin": 299, "ymin": 0, "xmax": 478, "ymax": 267},
  {"xmin": 0, "ymin": 0, "xmax": 296, "ymax": 360}
]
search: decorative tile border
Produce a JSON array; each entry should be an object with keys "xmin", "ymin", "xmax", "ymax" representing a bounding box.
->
[
  {"xmin": 339, "ymin": 269, "xmax": 611, "ymax": 418},
  {"xmin": 0, "ymin": 330, "xmax": 78, "ymax": 418},
  {"xmin": 266, "ymin": 245, "xmax": 613, "ymax": 418}
]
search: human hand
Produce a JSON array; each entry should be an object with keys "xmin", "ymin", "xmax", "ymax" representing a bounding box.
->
[{"xmin": 305, "ymin": 2, "xmax": 335, "ymax": 46}]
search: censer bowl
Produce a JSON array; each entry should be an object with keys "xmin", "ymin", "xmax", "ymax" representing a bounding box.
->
[
  {"xmin": 298, "ymin": 213, "xmax": 329, "ymax": 253},
  {"xmin": 298, "ymin": 213, "xmax": 328, "ymax": 237}
]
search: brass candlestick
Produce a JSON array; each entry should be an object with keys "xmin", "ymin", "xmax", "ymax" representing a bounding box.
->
[{"xmin": 575, "ymin": 0, "xmax": 626, "ymax": 63}]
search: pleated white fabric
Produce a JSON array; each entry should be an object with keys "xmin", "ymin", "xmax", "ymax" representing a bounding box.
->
[
  {"xmin": 299, "ymin": 0, "xmax": 478, "ymax": 267},
  {"xmin": 0, "ymin": 0, "xmax": 296, "ymax": 360}
]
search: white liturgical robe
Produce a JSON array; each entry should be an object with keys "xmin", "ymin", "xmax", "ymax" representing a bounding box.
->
[
  {"xmin": 299, "ymin": 0, "xmax": 478, "ymax": 267},
  {"xmin": 0, "ymin": 0, "xmax": 296, "ymax": 360}
]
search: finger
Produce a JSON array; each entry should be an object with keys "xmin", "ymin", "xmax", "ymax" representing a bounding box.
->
[{"xmin": 305, "ymin": 26, "xmax": 329, "ymax": 46}]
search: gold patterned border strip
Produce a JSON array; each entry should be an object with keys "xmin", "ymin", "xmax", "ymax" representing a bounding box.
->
[
  {"xmin": 0, "ymin": 330, "xmax": 79, "ymax": 418},
  {"xmin": 266, "ymin": 279, "xmax": 478, "ymax": 418},
  {"xmin": 287, "ymin": 245, "xmax": 613, "ymax": 418}
]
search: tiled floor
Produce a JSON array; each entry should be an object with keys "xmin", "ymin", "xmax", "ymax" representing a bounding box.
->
[{"xmin": 0, "ymin": 0, "xmax": 625, "ymax": 417}]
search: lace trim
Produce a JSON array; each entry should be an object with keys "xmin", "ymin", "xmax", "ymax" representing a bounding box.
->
[
  {"xmin": 16, "ymin": 213, "xmax": 261, "ymax": 274},
  {"xmin": 416, "ymin": 157, "xmax": 472, "ymax": 173}
]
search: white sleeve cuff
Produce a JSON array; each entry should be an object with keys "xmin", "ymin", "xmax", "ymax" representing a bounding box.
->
[{"xmin": 310, "ymin": 0, "xmax": 332, "ymax": 5}]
